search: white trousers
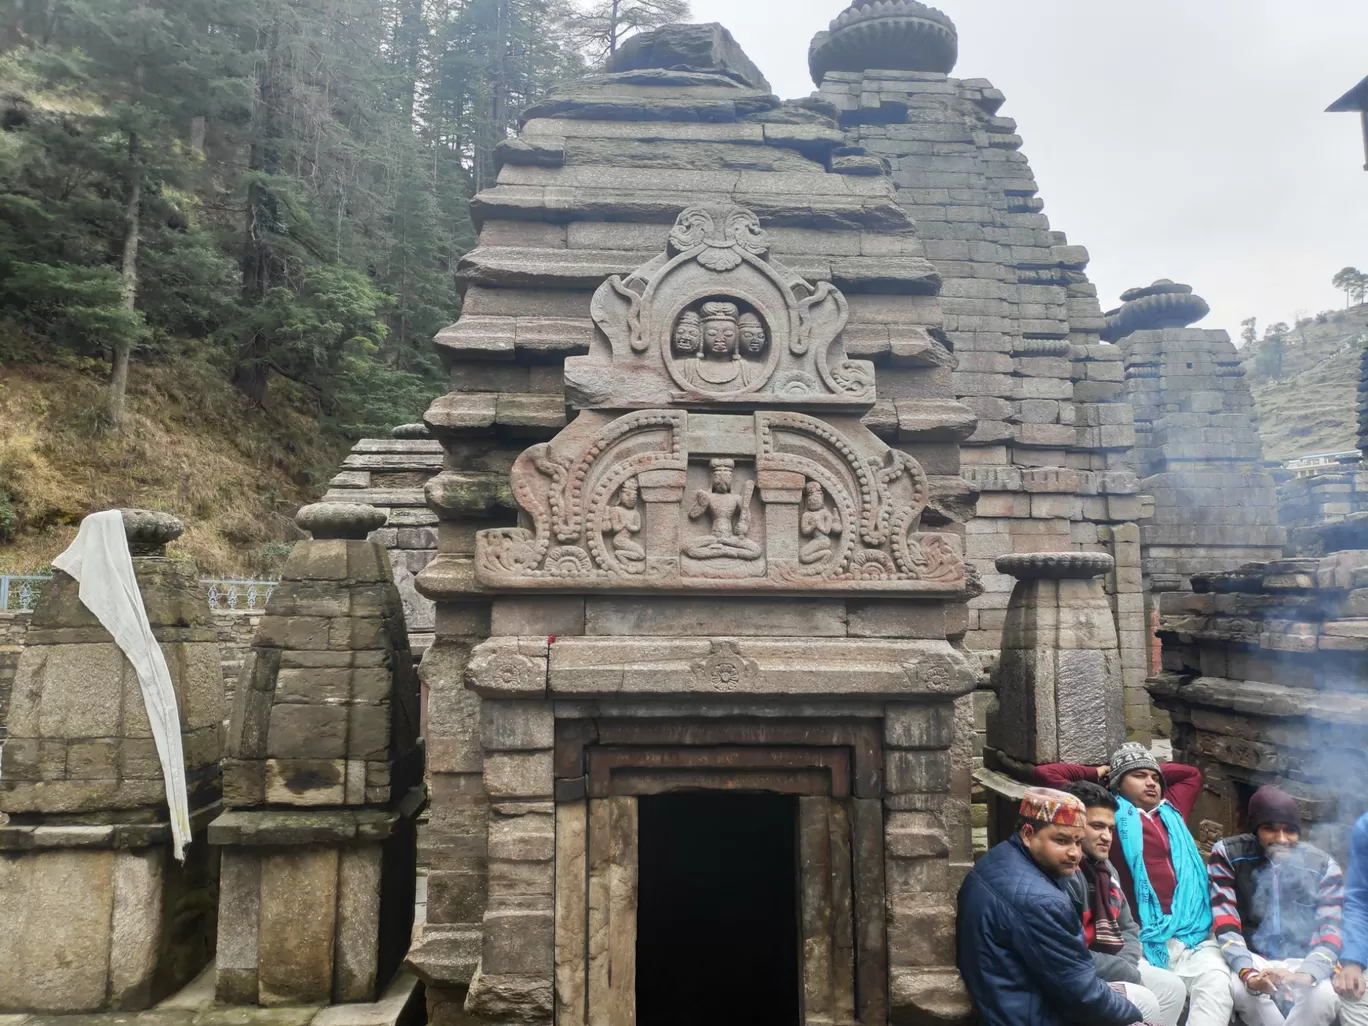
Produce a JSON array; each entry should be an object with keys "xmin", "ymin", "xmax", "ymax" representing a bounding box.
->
[
  {"xmin": 1167, "ymin": 938, "xmax": 1236, "ymax": 1026},
  {"xmin": 1136, "ymin": 960, "xmax": 1188, "ymax": 1026},
  {"xmin": 1230, "ymin": 954, "xmax": 1368, "ymax": 1026}
]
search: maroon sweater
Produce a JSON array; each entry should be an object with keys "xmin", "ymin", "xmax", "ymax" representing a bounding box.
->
[{"xmin": 1034, "ymin": 762, "xmax": 1203, "ymax": 916}]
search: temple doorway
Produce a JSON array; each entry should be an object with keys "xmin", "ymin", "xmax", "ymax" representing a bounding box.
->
[{"xmin": 635, "ymin": 792, "xmax": 800, "ymax": 1026}]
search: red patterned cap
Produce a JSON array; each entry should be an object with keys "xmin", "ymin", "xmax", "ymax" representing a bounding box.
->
[{"xmin": 1019, "ymin": 787, "xmax": 1086, "ymax": 828}]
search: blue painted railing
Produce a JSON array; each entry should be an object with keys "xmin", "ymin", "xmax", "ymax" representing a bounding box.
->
[{"xmin": 0, "ymin": 574, "xmax": 278, "ymax": 613}]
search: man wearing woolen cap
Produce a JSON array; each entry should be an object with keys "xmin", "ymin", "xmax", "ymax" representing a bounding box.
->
[
  {"xmin": 1036, "ymin": 743, "xmax": 1233, "ymax": 1026},
  {"xmin": 1209, "ymin": 786, "xmax": 1368, "ymax": 1026},
  {"xmin": 956, "ymin": 787, "xmax": 1145, "ymax": 1026}
]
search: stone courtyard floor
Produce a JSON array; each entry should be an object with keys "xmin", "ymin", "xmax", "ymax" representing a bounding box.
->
[{"xmin": 0, "ymin": 963, "xmax": 423, "ymax": 1026}]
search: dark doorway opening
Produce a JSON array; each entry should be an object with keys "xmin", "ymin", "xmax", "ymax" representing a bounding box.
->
[{"xmin": 636, "ymin": 792, "xmax": 800, "ymax": 1026}]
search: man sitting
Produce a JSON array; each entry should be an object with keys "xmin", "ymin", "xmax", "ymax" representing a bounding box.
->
[
  {"xmin": 1063, "ymin": 781, "xmax": 1188, "ymax": 1026},
  {"xmin": 1036, "ymin": 743, "xmax": 1233, "ymax": 1026},
  {"xmin": 957, "ymin": 786, "xmax": 1144, "ymax": 1026},
  {"xmin": 1209, "ymin": 785, "xmax": 1368, "ymax": 1026}
]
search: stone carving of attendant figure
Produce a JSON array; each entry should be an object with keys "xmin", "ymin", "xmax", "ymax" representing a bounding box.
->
[
  {"xmin": 672, "ymin": 309, "xmax": 702, "ymax": 356},
  {"xmin": 685, "ymin": 459, "xmax": 762, "ymax": 560},
  {"xmin": 799, "ymin": 481, "xmax": 837, "ymax": 564},
  {"xmin": 605, "ymin": 477, "xmax": 645, "ymax": 570},
  {"xmin": 737, "ymin": 311, "xmax": 769, "ymax": 387}
]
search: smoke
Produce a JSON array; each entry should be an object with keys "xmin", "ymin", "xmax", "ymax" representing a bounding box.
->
[{"xmin": 1247, "ymin": 844, "xmax": 1323, "ymax": 962}]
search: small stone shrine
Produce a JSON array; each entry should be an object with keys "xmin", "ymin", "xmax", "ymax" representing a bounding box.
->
[
  {"xmin": 213, "ymin": 502, "xmax": 423, "ymax": 1006},
  {"xmin": 1110, "ymin": 280, "xmax": 1284, "ymax": 596},
  {"xmin": 407, "ymin": 25, "xmax": 985, "ymax": 1019},
  {"xmin": 0, "ymin": 510, "xmax": 224, "ymax": 1013}
]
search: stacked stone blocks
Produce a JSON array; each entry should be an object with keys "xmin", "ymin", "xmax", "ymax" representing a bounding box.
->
[
  {"xmin": 0, "ymin": 510, "xmax": 224, "ymax": 1013},
  {"xmin": 214, "ymin": 503, "xmax": 422, "ymax": 1007}
]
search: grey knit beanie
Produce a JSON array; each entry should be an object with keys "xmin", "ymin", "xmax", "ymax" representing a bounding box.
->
[{"xmin": 1108, "ymin": 742, "xmax": 1162, "ymax": 795}]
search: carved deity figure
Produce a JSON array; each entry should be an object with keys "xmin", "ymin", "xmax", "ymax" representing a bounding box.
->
[
  {"xmin": 737, "ymin": 311, "xmax": 769, "ymax": 387},
  {"xmin": 799, "ymin": 481, "xmax": 838, "ymax": 564},
  {"xmin": 685, "ymin": 301, "xmax": 742, "ymax": 386},
  {"xmin": 672, "ymin": 309, "xmax": 702, "ymax": 356},
  {"xmin": 604, "ymin": 477, "xmax": 645, "ymax": 569},
  {"xmin": 684, "ymin": 459, "xmax": 762, "ymax": 560}
]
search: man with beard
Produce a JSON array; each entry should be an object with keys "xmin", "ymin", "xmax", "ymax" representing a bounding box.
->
[
  {"xmin": 1208, "ymin": 785, "xmax": 1368, "ymax": 1026},
  {"xmin": 957, "ymin": 787, "xmax": 1144, "ymax": 1026},
  {"xmin": 1062, "ymin": 781, "xmax": 1188, "ymax": 1026}
]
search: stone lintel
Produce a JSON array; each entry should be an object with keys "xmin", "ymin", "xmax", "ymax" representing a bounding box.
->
[
  {"xmin": 0, "ymin": 801, "xmax": 222, "ymax": 852},
  {"xmin": 466, "ymin": 635, "xmax": 977, "ymax": 700},
  {"xmin": 207, "ymin": 794, "xmax": 422, "ymax": 847}
]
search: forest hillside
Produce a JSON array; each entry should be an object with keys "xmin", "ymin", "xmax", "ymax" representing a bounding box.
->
[{"xmin": 0, "ymin": 0, "xmax": 689, "ymax": 574}]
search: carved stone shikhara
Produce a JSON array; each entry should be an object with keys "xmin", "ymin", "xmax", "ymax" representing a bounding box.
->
[{"xmin": 565, "ymin": 204, "xmax": 875, "ymax": 410}]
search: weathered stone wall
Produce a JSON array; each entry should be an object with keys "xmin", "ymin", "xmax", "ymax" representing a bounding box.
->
[
  {"xmin": 324, "ymin": 429, "xmax": 444, "ymax": 653},
  {"xmin": 0, "ymin": 610, "xmax": 28, "ymax": 742},
  {"xmin": 1151, "ymin": 549, "xmax": 1368, "ymax": 865},
  {"xmin": 1279, "ymin": 462, "xmax": 1368, "ymax": 542},
  {"xmin": 814, "ymin": 68, "xmax": 1149, "ymax": 739},
  {"xmin": 213, "ymin": 609, "xmax": 263, "ymax": 706}
]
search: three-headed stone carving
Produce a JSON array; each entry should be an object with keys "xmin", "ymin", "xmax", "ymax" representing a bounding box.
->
[{"xmin": 567, "ymin": 204, "xmax": 876, "ymax": 410}]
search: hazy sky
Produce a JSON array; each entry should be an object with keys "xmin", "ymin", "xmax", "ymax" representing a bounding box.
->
[{"xmin": 685, "ymin": 0, "xmax": 1368, "ymax": 340}]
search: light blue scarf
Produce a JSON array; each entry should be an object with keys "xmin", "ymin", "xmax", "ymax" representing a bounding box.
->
[{"xmin": 1115, "ymin": 796, "xmax": 1213, "ymax": 968}]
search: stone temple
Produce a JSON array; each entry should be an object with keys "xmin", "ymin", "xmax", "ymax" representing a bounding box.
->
[{"xmin": 5, "ymin": 4, "xmax": 1365, "ymax": 1026}]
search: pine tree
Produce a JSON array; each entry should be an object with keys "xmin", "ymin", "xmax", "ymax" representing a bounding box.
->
[
  {"xmin": 0, "ymin": 0, "xmax": 248, "ymax": 427},
  {"xmin": 568, "ymin": 0, "xmax": 691, "ymax": 64}
]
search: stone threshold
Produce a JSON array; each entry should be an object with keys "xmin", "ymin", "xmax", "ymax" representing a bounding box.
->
[{"xmin": 1, "ymin": 970, "xmax": 423, "ymax": 1026}]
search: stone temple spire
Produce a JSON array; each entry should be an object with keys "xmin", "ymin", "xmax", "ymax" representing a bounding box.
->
[
  {"xmin": 1101, "ymin": 279, "xmax": 1211, "ymax": 343},
  {"xmin": 808, "ymin": 0, "xmax": 959, "ymax": 85}
]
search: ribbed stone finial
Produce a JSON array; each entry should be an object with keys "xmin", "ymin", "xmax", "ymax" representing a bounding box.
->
[
  {"xmin": 120, "ymin": 509, "xmax": 184, "ymax": 556},
  {"xmin": 295, "ymin": 502, "xmax": 387, "ymax": 541},
  {"xmin": 390, "ymin": 423, "xmax": 431, "ymax": 440},
  {"xmin": 1101, "ymin": 279, "xmax": 1211, "ymax": 341},
  {"xmin": 808, "ymin": 1, "xmax": 959, "ymax": 85},
  {"xmin": 996, "ymin": 552, "xmax": 1115, "ymax": 580}
]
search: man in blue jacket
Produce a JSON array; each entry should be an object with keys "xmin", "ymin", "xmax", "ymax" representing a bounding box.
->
[
  {"xmin": 1340, "ymin": 812, "xmax": 1368, "ymax": 1005},
  {"xmin": 958, "ymin": 786, "xmax": 1145, "ymax": 1026}
]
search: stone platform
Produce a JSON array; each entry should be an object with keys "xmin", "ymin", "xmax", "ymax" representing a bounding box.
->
[{"xmin": 0, "ymin": 971, "xmax": 424, "ymax": 1026}]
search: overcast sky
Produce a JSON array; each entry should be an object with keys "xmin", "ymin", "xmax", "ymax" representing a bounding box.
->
[{"xmin": 685, "ymin": 0, "xmax": 1368, "ymax": 340}]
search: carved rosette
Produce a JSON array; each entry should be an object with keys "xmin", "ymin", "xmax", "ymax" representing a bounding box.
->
[
  {"xmin": 473, "ymin": 408, "xmax": 966, "ymax": 595},
  {"xmin": 566, "ymin": 204, "xmax": 876, "ymax": 411}
]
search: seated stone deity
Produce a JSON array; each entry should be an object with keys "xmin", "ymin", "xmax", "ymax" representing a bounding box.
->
[{"xmin": 684, "ymin": 459, "xmax": 762, "ymax": 560}]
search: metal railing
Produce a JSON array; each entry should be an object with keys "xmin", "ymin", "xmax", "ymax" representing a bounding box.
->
[
  {"xmin": 204, "ymin": 579, "xmax": 277, "ymax": 612},
  {"xmin": 0, "ymin": 575, "xmax": 49, "ymax": 613},
  {"xmin": 0, "ymin": 574, "xmax": 278, "ymax": 613}
]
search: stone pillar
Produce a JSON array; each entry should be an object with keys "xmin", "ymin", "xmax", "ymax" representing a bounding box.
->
[
  {"xmin": 0, "ymin": 510, "xmax": 224, "ymax": 1013},
  {"xmin": 984, "ymin": 552, "xmax": 1124, "ymax": 842},
  {"xmin": 212, "ymin": 502, "xmax": 424, "ymax": 1006}
]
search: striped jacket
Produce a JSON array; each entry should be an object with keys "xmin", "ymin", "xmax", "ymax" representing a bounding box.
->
[{"xmin": 1208, "ymin": 834, "xmax": 1344, "ymax": 982}]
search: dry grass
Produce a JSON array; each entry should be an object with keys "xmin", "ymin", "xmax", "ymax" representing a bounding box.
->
[{"xmin": 0, "ymin": 357, "xmax": 352, "ymax": 576}]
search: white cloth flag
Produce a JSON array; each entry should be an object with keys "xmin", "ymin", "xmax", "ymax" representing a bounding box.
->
[{"xmin": 53, "ymin": 510, "xmax": 191, "ymax": 861}]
